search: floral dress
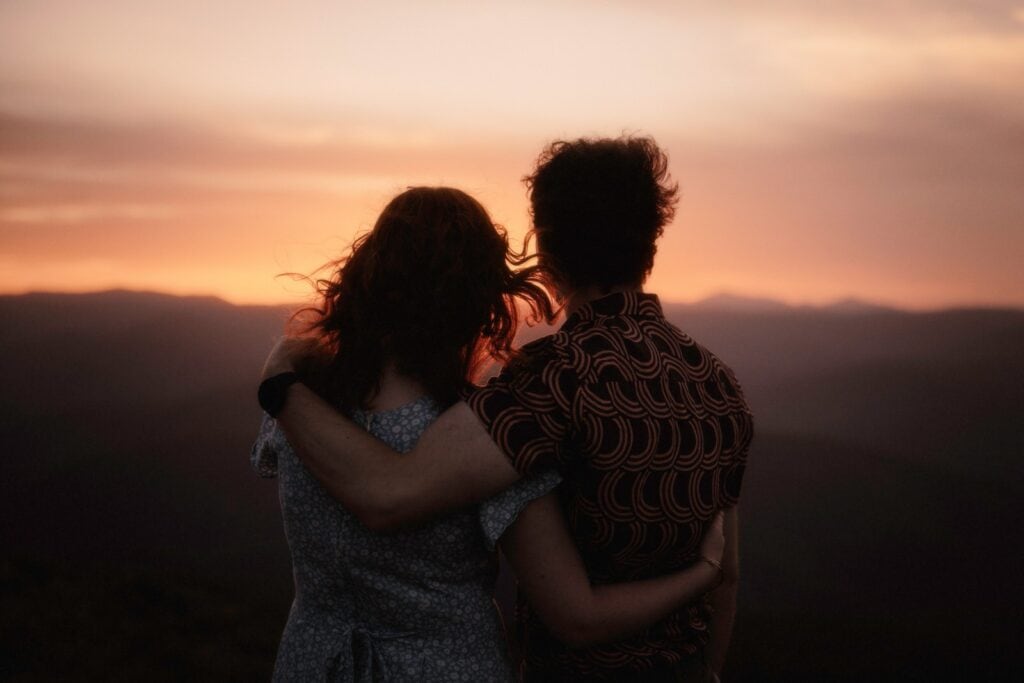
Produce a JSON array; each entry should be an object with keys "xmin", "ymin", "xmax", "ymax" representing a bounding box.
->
[{"xmin": 251, "ymin": 396, "xmax": 561, "ymax": 682}]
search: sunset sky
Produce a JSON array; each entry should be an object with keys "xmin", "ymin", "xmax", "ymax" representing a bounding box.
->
[{"xmin": 1, "ymin": 0, "xmax": 1022, "ymax": 309}]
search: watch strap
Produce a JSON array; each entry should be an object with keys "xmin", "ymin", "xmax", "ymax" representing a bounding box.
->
[{"xmin": 258, "ymin": 371, "xmax": 301, "ymax": 417}]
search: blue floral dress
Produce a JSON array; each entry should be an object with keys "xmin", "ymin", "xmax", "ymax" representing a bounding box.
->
[{"xmin": 251, "ymin": 396, "xmax": 560, "ymax": 682}]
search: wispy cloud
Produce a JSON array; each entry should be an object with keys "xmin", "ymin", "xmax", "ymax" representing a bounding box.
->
[{"xmin": 0, "ymin": 203, "xmax": 176, "ymax": 224}]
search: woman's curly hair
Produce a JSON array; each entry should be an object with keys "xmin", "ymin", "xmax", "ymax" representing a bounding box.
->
[
  {"xmin": 524, "ymin": 135, "xmax": 678, "ymax": 291},
  {"xmin": 294, "ymin": 187, "xmax": 553, "ymax": 412}
]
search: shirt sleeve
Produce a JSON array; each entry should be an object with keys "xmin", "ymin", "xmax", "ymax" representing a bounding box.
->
[
  {"xmin": 250, "ymin": 412, "xmax": 284, "ymax": 478},
  {"xmin": 715, "ymin": 364, "xmax": 754, "ymax": 507},
  {"xmin": 478, "ymin": 468, "xmax": 563, "ymax": 551},
  {"xmin": 466, "ymin": 336, "xmax": 580, "ymax": 476}
]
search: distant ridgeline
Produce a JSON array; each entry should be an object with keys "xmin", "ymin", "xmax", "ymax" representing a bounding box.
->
[{"xmin": 1, "ymin": 290, "xmax": 1021, "ymax": 680}]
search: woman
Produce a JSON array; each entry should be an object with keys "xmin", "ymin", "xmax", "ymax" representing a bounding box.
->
[{"xmin": 253, "ymin": 187, "xmax": 723, "ymax": 681}]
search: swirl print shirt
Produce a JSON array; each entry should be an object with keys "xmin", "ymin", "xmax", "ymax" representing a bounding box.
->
[{"xmin": 467, "ymin": 291, "xmax": 754, "ymax": 680}]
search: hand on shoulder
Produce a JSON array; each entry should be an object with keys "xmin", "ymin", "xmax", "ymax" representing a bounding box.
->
[{"xmin": 261, "ymin": 336, "xmax": 326, "ymax": 381}]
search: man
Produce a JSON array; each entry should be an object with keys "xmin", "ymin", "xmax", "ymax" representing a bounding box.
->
[{"xmin": 261, "ymin": 136, "xmax": 753, "ymax": 680}]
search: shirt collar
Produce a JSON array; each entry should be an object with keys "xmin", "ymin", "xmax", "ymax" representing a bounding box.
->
[{"xmin": 560, "ymin": 291, "xmax": 663, "ymax": 332}]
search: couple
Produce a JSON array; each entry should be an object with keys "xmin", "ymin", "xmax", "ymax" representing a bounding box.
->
[{"xmin": 253, "ymin": 136, "xmax": 753, "ymax": 682}]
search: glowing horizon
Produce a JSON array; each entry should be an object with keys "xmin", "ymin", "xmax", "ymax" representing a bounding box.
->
[{"xmin": 2, "ymin": 1, "xmax": 1023, "ymax": 310}]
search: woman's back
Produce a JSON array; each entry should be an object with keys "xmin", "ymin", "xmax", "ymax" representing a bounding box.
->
[
  {"xmin": 253, "ymin": 396, "xmax": 515, "ymax": 682},
  {"xmin": 251, "ymin": 186, "xmax": 556, "ymax": 680}
]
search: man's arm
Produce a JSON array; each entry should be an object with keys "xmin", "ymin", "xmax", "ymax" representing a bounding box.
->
[
  {"xmin": 501, "ymin": 494, "xmax": 724, "ymax": 648},
  {"xmin": 276, "ymin": 383, "xmax": 520, "ymax": 531},
  {"xmin": 704, "ymin": 505, "xmax": 740, "ymax": 674}
]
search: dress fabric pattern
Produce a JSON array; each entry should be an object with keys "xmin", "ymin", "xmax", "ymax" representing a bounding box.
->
[
  {"xmin": 468, "ymin": 292, "xmax": 754, "ymax": 680},
  {"xmin": 252, "ymin": 396, "xmax": 560, "ymax": 682}
]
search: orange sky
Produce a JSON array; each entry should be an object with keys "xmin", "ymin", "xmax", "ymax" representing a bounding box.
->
[{"xmin": 2, "ymin": 1, "xmax": 1023, "ymax": 309}]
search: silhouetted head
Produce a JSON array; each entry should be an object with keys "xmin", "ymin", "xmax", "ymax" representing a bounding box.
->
[
  {"xmin": 299, "ymin": 187, "xmax": 552, "ymax": 411},
  {"xmin": 524, "ymin": 135, "xmax": 678, "ymax": 294}
]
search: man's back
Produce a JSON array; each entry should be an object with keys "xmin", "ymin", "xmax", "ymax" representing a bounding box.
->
[{"xmin": 469, "ymin": 291, "xmax": 753, "ymax": 678}]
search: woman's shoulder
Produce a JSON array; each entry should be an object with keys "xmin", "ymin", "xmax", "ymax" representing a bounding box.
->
[{"xmin": 352, "ymin": 395, "xmax": 444, "ymax": 453}]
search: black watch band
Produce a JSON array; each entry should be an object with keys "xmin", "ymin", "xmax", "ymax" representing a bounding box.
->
[{"xmin": 258, "ymin": 371, "xmax": 301, "ymax": 417}]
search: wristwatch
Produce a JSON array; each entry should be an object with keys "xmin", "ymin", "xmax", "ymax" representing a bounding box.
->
[{"xmin": 258, "ymin": 371, "xmax": 301, "ymax": 417}]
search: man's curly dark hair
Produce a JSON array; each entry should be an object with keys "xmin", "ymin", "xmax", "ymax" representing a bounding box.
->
[{"xmin": 524, "ymin": 135, "xmax": 678, "ymax": 291}]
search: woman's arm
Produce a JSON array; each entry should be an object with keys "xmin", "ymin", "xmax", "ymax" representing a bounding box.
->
[
  {"xmin": 704, "ymin": 506, "xmax": 740, "ymax": 675},
  {"xmin": 500, "ymin": 494, "xmax": 724, "ymax": 648}
]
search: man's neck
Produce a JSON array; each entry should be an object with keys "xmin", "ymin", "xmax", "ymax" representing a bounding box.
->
[{"xmin": 563, "ymin": 284, "xmax": 643, "ymax": 318}]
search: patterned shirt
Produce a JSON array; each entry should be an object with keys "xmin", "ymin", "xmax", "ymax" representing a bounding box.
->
[{"xmin": 468, "ymin": 291, "xmax": 753, "ymax": 680}]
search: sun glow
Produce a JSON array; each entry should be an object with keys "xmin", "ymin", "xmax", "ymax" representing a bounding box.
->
[{"xmin": 2, "ymin": 1, "xmax": 1023, "ymax": 309}]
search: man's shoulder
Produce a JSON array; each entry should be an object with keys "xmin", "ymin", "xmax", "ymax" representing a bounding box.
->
[
  {"xmin": 504, "ymin": 331, "xmax": 573, "ymax": 377},
  {"xmin": 657, "ymin": 320, "xmax": 749, "ymax": 397}
]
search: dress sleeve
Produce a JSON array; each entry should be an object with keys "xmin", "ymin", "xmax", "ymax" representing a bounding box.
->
[
  {"xmin": 466, "ymin": 336, "xmax": 580, "ymax": 476},
  {"xmin": 250, "ymin": 412, "xmax": 285, "ymax": 478},
  {"xmin": 478, "ymin": 468, "xmax": 562, "ymax": 551}
]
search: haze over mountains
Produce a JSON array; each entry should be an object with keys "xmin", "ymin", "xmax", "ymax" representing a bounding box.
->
[{"xmin": 2, "ymin": 290, "xmax": 1021, "ymax": 680}]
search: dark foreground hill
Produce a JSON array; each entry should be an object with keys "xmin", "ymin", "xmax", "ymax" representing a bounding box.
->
[{"xmin": 1, "ymin": 291, "xmax": 1021, "ymax": 680}]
